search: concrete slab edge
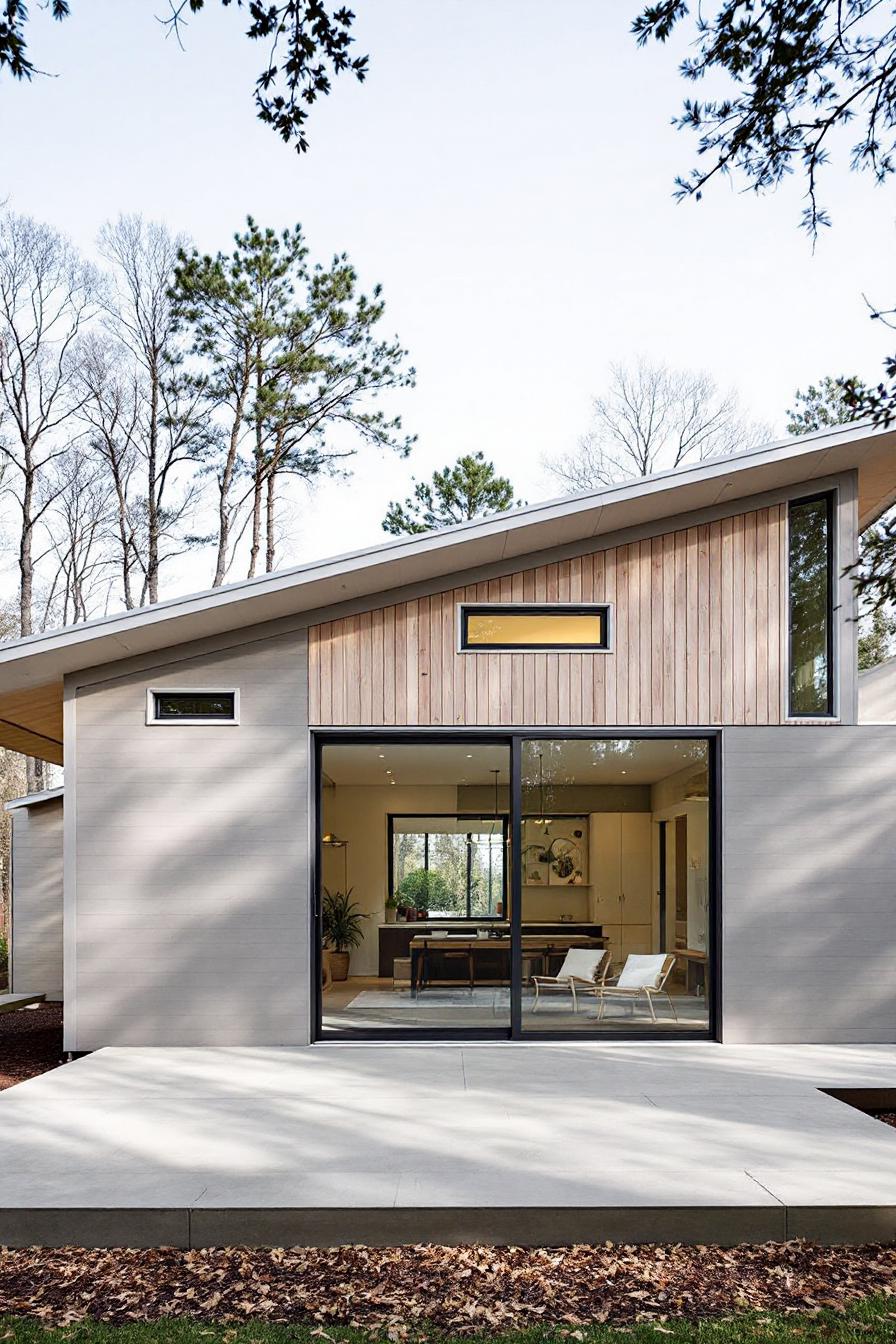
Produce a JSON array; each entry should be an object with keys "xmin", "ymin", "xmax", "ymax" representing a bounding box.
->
[{"xmin": 0, "ymin": 1205, "xmax": 893, "ymax": 1248}]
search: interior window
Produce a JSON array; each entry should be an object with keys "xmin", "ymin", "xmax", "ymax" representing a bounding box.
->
[{"xmin": 391, "ymin": 816, "xmax": 505, "ymax": 918}]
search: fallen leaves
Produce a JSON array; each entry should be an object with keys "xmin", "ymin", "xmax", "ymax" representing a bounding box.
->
[{"xmin": 0, "ymin": 1243, "xmax": 892, "ymax": 1335}]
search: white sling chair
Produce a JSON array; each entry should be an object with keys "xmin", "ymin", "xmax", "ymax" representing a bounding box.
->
[
  {"xmin": 531, "ymin": 946, "xmax": 611, "ymax": 1014},
  {"xmin": 591, "ymin": 952, "xmax": 679, "ymax": 1023}
]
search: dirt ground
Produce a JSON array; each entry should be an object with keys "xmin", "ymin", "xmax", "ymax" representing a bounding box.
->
[{"xmin": 0, "ymin": 1002, "xmax": 63, "ymax": 1089}]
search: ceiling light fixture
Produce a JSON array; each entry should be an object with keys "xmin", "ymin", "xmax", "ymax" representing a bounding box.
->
[{"xmin": 533, "ymin": 751, "xmax": 552, "ymax": 830}]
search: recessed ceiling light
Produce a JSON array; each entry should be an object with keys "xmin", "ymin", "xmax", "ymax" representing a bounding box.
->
[
  {"xmin": 621, "ymin": 769, "xmax": 627, "ymax": 775},
  {"xmin": 466, "ymin": 753, "xmax": 473, "ymax": 759},
  {"xmin": 385, "ymin": 769, "xmax": 392, "ymax": 774},
  {"xmin": 390, "ymin": 779, "xmax": 396, "ymax": 785},
  {"xmin": 378, "ymin": 753, "xmax": 385, "ymax": 759}
]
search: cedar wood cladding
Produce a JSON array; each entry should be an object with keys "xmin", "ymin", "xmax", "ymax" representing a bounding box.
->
[{"xmin": 309, "ymin": 504, "xmax": 788, "ymax": 727}]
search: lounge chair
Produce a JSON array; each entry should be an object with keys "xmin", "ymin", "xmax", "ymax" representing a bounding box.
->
[
  {"xmin": 591, "ymin": 952, "xmax": 678, "ymax": 1023},
  {"xmin": 531, "ymin": 946, "xmax": 611, "ymax": 1014}
]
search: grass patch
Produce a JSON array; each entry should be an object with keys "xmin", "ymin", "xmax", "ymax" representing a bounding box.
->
[
  {"xmin": 0, "ymin": 1298, "xmax": 895, "ymax": 1344},
  {"xmin": 0, "ymin": 1300, "xmax": 891, "ymax": 1344}
]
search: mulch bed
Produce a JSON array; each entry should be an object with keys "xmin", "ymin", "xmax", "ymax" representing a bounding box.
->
[
  {"xmin": 0, "ymin": 1002, "xmax": 63, "ymax": 1090},
  {"xmin": 875, "ymin": 1112, "xmax": 896, "ymax": 1130},
  {"xmin": 0, "ymin": 1243, "xmax": 892, "ymax": 1334}
]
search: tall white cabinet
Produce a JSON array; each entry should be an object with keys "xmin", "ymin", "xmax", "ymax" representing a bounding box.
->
[{"xmin": 588, "ymin": 813, "xmax": 654, "ymax": 966}]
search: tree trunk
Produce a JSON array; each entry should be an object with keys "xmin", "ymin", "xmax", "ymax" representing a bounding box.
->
[
  {"xmin": 111, "ymin": 467, "xmax": 134, "ymax": 610},
  {"xmin": 248, "ymin": 468, "xmax": 263, "ymax": 578},
  {"xmin": 265, "ymin": 470, "xmax": 276, "ymax": 572},
  {"xmin": 247, "ymin": 349, "xmax": 265, "ymax": 579},
  {"xmin": 212, "ymin": 376, "xmax": 249, "ymax": 588},
  {"xmin": 146, "ymin": 367, "xmax": 160, "ymax": 604},
  {"xmin": 19, "ymin": 458, "xmax": 34, "ymax": 639}
]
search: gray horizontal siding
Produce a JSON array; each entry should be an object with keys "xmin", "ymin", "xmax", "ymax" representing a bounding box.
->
[
  {"xmin": 722, "ymin": 725, "xmax": 896, "ymax": 1043},
  {"xmin": 10, "ymin": 798, "xmax": 63, "ymax": 1000},
  {"xmin": 69, "ymin": 629, "xmax": 309, "ymax": 1050}
]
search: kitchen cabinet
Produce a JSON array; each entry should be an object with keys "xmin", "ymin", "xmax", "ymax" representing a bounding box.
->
[{"xmin": 588, "ymin": 813, "xmax": 654, "ymax": 965}]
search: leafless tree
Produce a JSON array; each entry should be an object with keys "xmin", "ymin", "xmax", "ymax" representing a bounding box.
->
[
  {"xmin": 0, "ymin": 212, "xmax": 98, "ymax": 791},
  {"xmin": 77, "ymin": 334, "xmax": 143, "ymax": 610},
  {"xmin": 545, "ymin": 358, "xmax": 771, "ymax": 493},
  {"xmin": 0, "ymin": 211, "xmax": 97, "ymax": 637},
  {"xmin": 43, "ymin": 447, "xmax": 113, "ymax": 627},
  {"xmin": 98, "ymin": 215, "xmax": 210, "ymax": 603}
]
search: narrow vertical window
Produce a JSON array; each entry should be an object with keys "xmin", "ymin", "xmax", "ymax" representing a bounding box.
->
[{"xmin": 788, "ymin": 494, "xmax": 834, "ymax": 717}]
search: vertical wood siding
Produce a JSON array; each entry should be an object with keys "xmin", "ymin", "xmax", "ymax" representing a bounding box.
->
[{"xmin": 308, "ymin": 505, "xmax": 788, "ymax": 726}]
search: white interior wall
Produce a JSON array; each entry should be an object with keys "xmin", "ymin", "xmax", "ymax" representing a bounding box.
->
[
  {"xmin": 650, "ymin": 764, "xmax": 710, "ymax": 952},
  {"xmin": 321, "ymin": 783, "xmax": 458, "ymax": 976}
]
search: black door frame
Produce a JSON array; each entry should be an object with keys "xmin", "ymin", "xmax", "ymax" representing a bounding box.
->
[{"xmin": 311, "ymin": 727, "xmax": 722, "ymax": 1043}]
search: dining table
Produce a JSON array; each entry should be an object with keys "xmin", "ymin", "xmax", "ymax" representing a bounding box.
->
[{"xmin": 409, "ymin": 932, "xmax": 606, "ymax": 996}]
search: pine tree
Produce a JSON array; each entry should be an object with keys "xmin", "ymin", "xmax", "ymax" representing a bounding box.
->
[{"xmin": 383, "ymin": 452, "xmax": 522, "ymax": 536}]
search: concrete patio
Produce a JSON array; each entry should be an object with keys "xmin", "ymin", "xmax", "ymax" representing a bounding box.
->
[{"xmin": 2, "ymin": 1042, "xmax": 896, "ymax": 1248}]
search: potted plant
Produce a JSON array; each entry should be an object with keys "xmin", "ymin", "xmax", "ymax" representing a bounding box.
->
[
  {"xmin": 396, "ymin": 868, "xmax": 451, "ymax": 922},
  {"xmin": 384, "ymin": 893, "xmax": 398, "ymax": 924},
  {"xmin": 321, "ymin": 888, "xmax": 366, "ymax": 981}
]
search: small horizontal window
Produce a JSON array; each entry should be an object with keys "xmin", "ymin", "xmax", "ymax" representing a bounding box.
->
[
  {"xmin": 459, "ymin": 604, "xmax": 610, "ymax": 651},
  {"xmin": 148, "ymin": 690, "xmax": 238, "ymax": 724}
]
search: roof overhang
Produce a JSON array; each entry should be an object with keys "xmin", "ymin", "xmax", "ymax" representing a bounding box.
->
[
  {"xmin": 0, "ymin": 418, "xmax": 891, "ymax": 761},
  {"xmin": 4, "ymin": 786, "xmax": 64, "ymax": 812}
]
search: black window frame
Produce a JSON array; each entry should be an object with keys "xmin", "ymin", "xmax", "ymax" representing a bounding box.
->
[
  {"xmin": 312, "ymin": 728, "xmax": 721, "ymax": 1045},
  {"xmin": 458, "ymin": 602, "xmax": 611, "ymax": 652},
  {"xmin": 388, "ymin": 812, "xmax": 508, "ymax": 920},
  {"xmin": 787, "ymin": 490, "xmax": 835, "ymax": 719},
  {"xmin": 149, "ymin": 689, "xmax": 238, "ymax": 723}
]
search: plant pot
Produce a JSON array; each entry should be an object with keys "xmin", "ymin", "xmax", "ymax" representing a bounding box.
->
[
  {"xmin": 329, "ymin": 950, "xmax": 350, "ymax": 981},
  {"xmin": 384, "ymin": 906, "xmax": 397, "ymax": 924},
  {"xmin": 416, "ymin": 909, "xmax": 428, "ymax": 921}
]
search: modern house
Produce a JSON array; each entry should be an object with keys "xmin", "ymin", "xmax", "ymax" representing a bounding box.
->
[{"xmin": 1, "ymin": 421, "xmax": 895, "ymax": 1052}]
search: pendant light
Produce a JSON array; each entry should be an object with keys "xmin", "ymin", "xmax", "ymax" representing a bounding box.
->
[{"xmin": 534, "ymin": 750, "xmax": 552, "ymax": 831}]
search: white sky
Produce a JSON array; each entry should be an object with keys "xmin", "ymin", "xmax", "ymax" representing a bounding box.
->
[{"xmin": 1, "ymin": 0, "xmax": 893, "ymax": 599}]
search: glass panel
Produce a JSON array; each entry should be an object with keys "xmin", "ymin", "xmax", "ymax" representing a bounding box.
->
[
  {"xmin": 153, "ymin": 691, "xmax": 235, "ymax": 719},
  {"xmin": 319, "ymin": 742, "xmax": 511, "ymax": 1036},
  {"xmin": 391, "ymin": 817, "xmax": 505, "ymax": 918},
  {"xmin": 464, "ymin": 608, "xmax": 605, "ymax": 648},
  {"xmin": 519, "ymin": 737, "xmax": 712, "ymax": 1036},
  {"xmin": 789, "ymin": 496, "xmax": 832, "ymax": 716}
]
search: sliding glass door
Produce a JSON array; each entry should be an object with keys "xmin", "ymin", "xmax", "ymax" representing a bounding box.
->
[
  {"xmin": 317, "ymin": 738, "xmax": 512, "ymax": 1038},
  {"xmin": 517, "ymin": 737, "xmax": 713, "ymax": 1036},
  {"xmin": 314, "ymin": 731, "xmax": 717, "ymax": 1041}
]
